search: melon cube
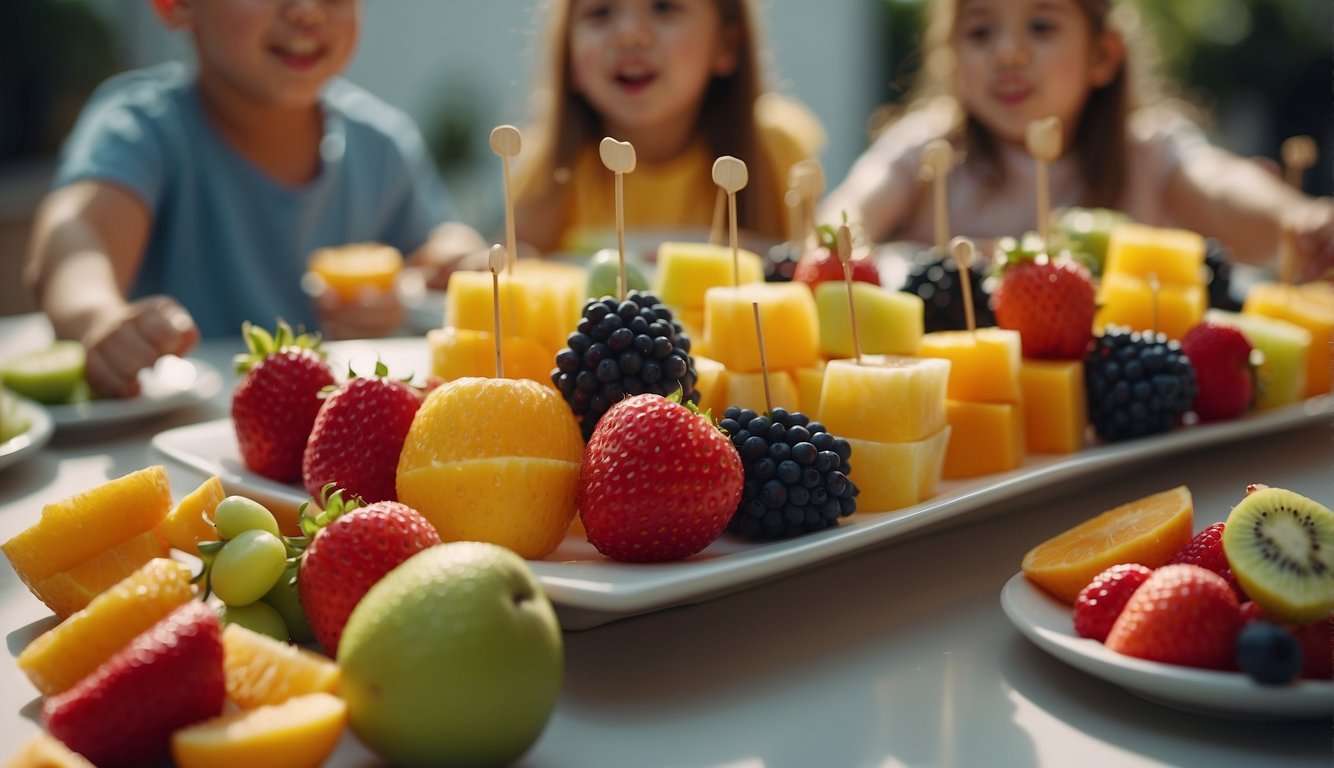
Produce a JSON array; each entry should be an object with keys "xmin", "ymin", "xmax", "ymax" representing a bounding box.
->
[
  {"xmin": 844, "ymin": 427, "xmax": 951, "ymax": 512},
  {"xmin": 427, "ymin": 327, "xmax": 555, "ymax": 387},
  {"xmin": 818, "ymin": 356, "xmax": 950, "ymax": 442},
  {"xmin": 655, "ymin": 242, "xmax": 764, "ymax": 311},
  {"xmin": 941, "ymin": 400, "xmax": 1025, "ymax": 479},
  {"xmin": 692, "ymin": 355, "xmax": 726, "ymax": 415},
  {"xmin": 794, "ymin": 363, "xmax": 826, "ymax": 419},
  {"xmin": 445, "ymin": 271, "xmax": 552, "ymax": 342},
  {"xmin": 678, "ymin": 307, "xmax": 707, "ymax": 358},
  {"xmin": 816, "ymin": 281, "xmax": 924, "ymax": 358},
  {"xmin": 1019, "ymin": 360, "xmax": 1087, "ymax": 454},
  {"xmin": 703, "ymin": 283, "xmax": 820, "ymax": 373},
  {"xmin": 1094, "ymin": 272, "xmax": 1206, "ymax": 341},
  {"xmin": 513, "ymin": 258, "xmax": 586, "ymax": 350},
  {"xmin": 917, "ymin": 328, "xmax": 1023, "ymax": 403},
  {"xmin": 1242, "ymin": 282, "xmax": 1334, "ymax": 398},
  {"xmin": 1203, "ymin": 309, "xmax": 1310, "ymax": 409},
  {"xmin": 715, "ymin": 370, "xmax": 798, "ymax": 415},
  {"xmin": 1104, "ymin": 223, "xmax": 1206, "ymax": 286}
]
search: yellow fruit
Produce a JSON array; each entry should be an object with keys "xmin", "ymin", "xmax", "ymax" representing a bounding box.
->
[
  {"xmin": 426, "ymin": 327, "xmax": 555, "ymax": 387},
  {"xmin": 655, "ymin": 241, "xmax": 764, "ymax": 310},
  {"xmin": 171, "ymin": 692, "xmax": 347, "ymax": 768},
  {"xmin": 711, "ymin": 370, "xmax": 799, "ymax": 416},
  {"xmin": 940, "ymin": 400, "xmax": 1025, "ymax": 479},
  {"xmin": 3, "ymin": 465, "xmax": 172, "ymax": 593},
  {"xmin": 1103, "ymin": 223, "xmax": 1206, "ymax": 286},
  {"xmin": 917, "ymin": 328, "xmax": 1023, "ymax": 404},
  {"xmin": 17, "ymin": 558, "xmax": 195, "ymax": 696},
  {"xmin": 5, "ymin": 732, "xmax": 95, "ymax": 767},
  {"xmin": 1242, "ymin": 281, "xmax": 1334, "ymax": 398},
  {"xmin": 307, "ymin": 243, "xmax": 402, "ymax": 301},
  {"xmin": 222, "ymin": 624, "xmax": 340, "ymax": 709},
  {"xmin": 31, "ymin": 530, "xmax": 170, "ymax": 618},
  {"xmin": 157, "ymin": 475, "xmax": 226, "ymax": 555},
  {"xmin": 1094, "ymin": 272, "xmax": 1207, "ymax": 341},
  {"xmin": 815, "ymin": 280, "xmax": 925, "ymax": 358},
  {"xmin": 1019, "ymin": 360, "xmax": 1087, "ymax": 454},
  {"xmin": 692, "ymin": 355, "xmax": 726, "ymax": 414},
  {"xmin": 702, "ymin": 283, "xmax": 820, "ymax": 372},
  {"xmin": 397, "ymin": 378, "xmax": 583, "ymax": 559},
  {"xmin": 844, "ymin": 428, "xmax": 951, "ymax": 512},
  {"xmin": 1021, "ymin": 486, "xmax": 1194, "ymax": 604},
  {"xmin": 818, "ymin": 356, "xmax": 950, "ymax": 442}
]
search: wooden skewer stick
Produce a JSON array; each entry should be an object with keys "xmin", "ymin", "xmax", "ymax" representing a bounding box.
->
[
  {"xmin": 489, "ymin": 125, "xmax": 522, "ymax": 275},
  {"xmin": 949, "ymin": 236, "xmax": 977, "ymax": 334},
  {"xmin": 921, "ymin": 139, "xmax": 955, "ymax": 253},
  {"xmin": 1281, "ymin": 135, "xmax": 1316, "ymax": 190},
  {"xmin": 837, "ymin": 224, "xmax": 863, "ymax": 365},
  {"xmin": 752, "ymin": 302, "xmax": 773, "ymax": 414},
  {"xmin": 712, "ymin": 156, "xmax": 749, "ymax": 287},
  {"xmin": 1026, "ymin": 117, "xmax": 1063, "ymax": 248},
  {"xmin": 1147, "ymin": 271, "xmax": 1161, "ymax": 337},
  {"xmin": 487, "ymin": 244, "xmax": 507, "ymax": 378},
  {"xmin": 1277, "ymin": 222, "xmax": 1298, "ymax": 285},
  {"xmin": 599, "ymin": 137, "xmax": 637, "ymax": 301},
  {"xmin": 793, "ymin": 159, "xmax": 825, "ymax": 255},
  {"xmin": 709, "ymin": 188, "xmax": 726, "ymax": 246}
]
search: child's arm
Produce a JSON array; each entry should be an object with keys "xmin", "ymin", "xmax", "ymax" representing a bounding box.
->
[{"xmin": 25, "ymin": 180, "xmax": 198, "ymax": 398}]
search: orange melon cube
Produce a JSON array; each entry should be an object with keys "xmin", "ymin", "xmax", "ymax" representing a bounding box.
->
[
  {"xmin": 157, "ymin": 475, "xmax": 226, "ymax": 555},
  {"xmin": 940, "ymin": 400, "xmax": 1025, "ymax": 479},
  {"xmin": 713, "ymin": 370, "xmax": 798, "ymax": 415},
  {"xmin": 815, "ymin": 281, "xmax": 924, "ymax": 358},
  {"xmin": 31, "ymin": 530, "xmax": 170, "ymax": 618},
  {"xmin": 818, "ymin": 356, "xmax": 950, "ymax": 442},
  {"xmin": 703, "ymin": 283, "xmax": 819, "ymax": 373},
  {"xmin": 1019, "ymin": 360, "xmax": 1088, "ymax": 454},
  {"xmin": 793, "ymin": 363, "xmax": 826, "ymax": 418},
  {"xmin": 917, "ymin": 328, "xmax": 1023, "ymax": 403},
  {"xmin": 427, "ymin": 327, "xmax": 555, "ymax": 387},
  {"xmin": 655, "ymin": 242, "xmax": 764, "ymax": 311},
  {"xmin": 1094, "ymin": 272, "xmax": 1206, "ymax": 341},
  {"xmin": 1243, "ymin": 282, "xmax": 1334, "ymax": 398},
  {"xmin": 844, "ymin": 427, "xmax": 951, "ymax": 512},
  {"xmin": 1104, "ymin": 223, "xmax": 1206, "ymax": 286}
]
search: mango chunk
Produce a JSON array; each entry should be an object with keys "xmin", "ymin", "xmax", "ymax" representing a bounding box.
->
[
  {"xmin": 917, "ymin": 328, "xmax": 1023, "ymax": 404},
  {"xmin": 703, "ymin": 283, "xmax": 820, "ymax": 373},
  {"xmin": 1019, "ymin": 360, "xmax": 1088, "ymax": 454},
  {"xmin": 818, "ymin": 356, "xmax": 950, "ymax": 443},
  {"xmin": 940, "ymin": 400, "xmax": 1025, "ymax": 479},
  {"xmin": 844, "ymin": 427, "xmax": 951, "ymax": 512}
]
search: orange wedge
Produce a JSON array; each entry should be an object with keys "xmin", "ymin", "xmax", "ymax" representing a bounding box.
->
[
  {"xmin": 171, "ymin": 692, "xmax": 347, "ymax": 768},
  {"xmin": 5, "ymin": 732, "xmax": 95, "ymax": 767},
  {"xmin": 157, "ymin": 475, "xmax": 226, "ymax": 555},
  {"xmin": 222, "ymin": 624, "xmax": 340, "ymax": 709},
  {"xmin": 1021, "ymin": 485, "xmax": 1194, "ymax": 604}
]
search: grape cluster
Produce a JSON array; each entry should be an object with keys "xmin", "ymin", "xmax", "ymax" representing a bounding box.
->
[
  {"xmin": 1085, "ymin": 327, "xmax": 1197, "ymax": 441},
  {"xmin": 900, "ymin": 247, "xmax": 997, "ymax": 332},
  {"xmin": 553, "ymin": 292, "xmax": 699, "ymax": 440},
  {"xmin": 198, "ymin": 496, "xmax": 308, "ymax": 642},
  {"xmin": 1204, "ymin": 238, "xmax": 1241, "ymax": 312},
  {"xmin": 720, "ymin": 406, "xmax": 858, "ymax": 540}
]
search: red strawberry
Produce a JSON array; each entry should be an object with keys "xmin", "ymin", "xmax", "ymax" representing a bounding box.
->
[
  {"xmin": 578, "ymin": 393, "xmax": 744, "ymax": 562},
  {"xmin": 1238, "ymin": 600, "xmax": 1266, "ymax": 624},
  {"xmin": 991, "ymin": 252, "xmax": 1096, "ymax": 359},
  {"xmin": 1073, "ymin": 563, "xmax": 1153, "ymax": 642},
  {"xmin": 232, "ymin": 321, "xmax": 336, "ymax": 482},
  {"xmin": 1104, "ymin": 563, "xmax": 1243, "ymax": 669},
  {"xmin": 1180, "ymin": 322, "xmax": 1254, "ymax": 421},
  {"xmin": 43, "ymin": 601, "xmax": 224, "ymax": 768},
  {"xmin": 792, "ymin": 224, "xmax": 881, "ymax": 289},
  {"xmin": 1168, "ymin": 522, "xmax": 1245, "ymax": 598},
  {"xmin": 302, "ymin": 362, "xmax": 423, "ymax": 503},
  {"xmin": 297, "ymin": 490, "xmax": 441, "ymax": 656},
  {"xmin": 1292, "ymin": 616, "xmax": 1333, "ymax": 680}
]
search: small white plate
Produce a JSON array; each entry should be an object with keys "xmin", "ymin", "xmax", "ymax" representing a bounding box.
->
[
  {"xmin": 0, "ymin": 394, "xmax": 54, "ymax": 472},
  {"xmin": 1000, "ymin": 572, "xmax": 1333, "ymax": 719},
  {"xmin": 46, "ymin": 356, "xmax": 223, "ymax": 433}
]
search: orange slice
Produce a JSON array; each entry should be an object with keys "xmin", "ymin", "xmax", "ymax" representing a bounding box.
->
[
  {"xmin": 222, "ymin": 624, "xmax": 340, "ymax": 709},
  {"xmin": 1021, "ymin": 485, "xmax": 1194, "ymax": 604},
  {"xmin": 6, "ymin": 732, "xmax": 95, "ymax": 767},
  {"xmin": 171, "ymin": 692, "xmax": 347, "ymax": 768},
  {"xmin": 157, "ymin": 475, "xmax": 226, "ymax": 555}
]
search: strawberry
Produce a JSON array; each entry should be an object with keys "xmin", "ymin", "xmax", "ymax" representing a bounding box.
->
[
  {"xmin": 1180, "ymin": 322, "xmax": 1254, "ymax": 421},
  {"xmin": 578, "ymin": 392, "xmax": 744, "ymax": 562},
  {"xmin": 991, "ymin": 252, "xmax": 1096, "ymax": 359},
  {"xmin": 792, "ymin": 223, "xmax": 881, "ymax": 289},
  {"xmin": 43, "ymin": 601, "xmax": 224, "ymax": 768},
  {"xmin": 296, "ymin": 489, "xmax": 441, "ymax": 656},
  {"xmin": 1167, "ymin": 522, "xmax": 1244, "ymax": 598},
  {"xmin": 302, "ymin": 361, "xmax": 423, "ymax": 503},
  {"xmin": 1073, "ymin": 563, "xmax": 1153, "ymax": 642},
  {"xmin": 232, "ymin": 321, "xmax": 336, "ymax": 482},
  {"xmin": 1292, "ymin": 616, "xmax": 1333, "ymax": 680},
  {"xmin": 1104, "ymin": 563, "xmax": 1243, "ymax": 669}
]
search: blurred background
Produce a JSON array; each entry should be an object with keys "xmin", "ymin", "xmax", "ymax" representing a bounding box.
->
[{"xmin": 1, "ymin": 0, "xmax": 1329, "ymax": 316}]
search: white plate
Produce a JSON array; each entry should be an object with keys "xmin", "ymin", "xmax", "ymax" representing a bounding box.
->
[
  {"xmin": 46, "ymin": 356, "xmax": 223, "ymax": 433},
  {"xmin": 152, "ymin": 336, "xmax": 1334, "ymax": 629},
  {"xmin": 1000, "ymin": 573, "xmax": 1333, "ymax": 719},
  {"xmin": 0, "ymin": 395, "xmax": 54, "ymax": 472}
]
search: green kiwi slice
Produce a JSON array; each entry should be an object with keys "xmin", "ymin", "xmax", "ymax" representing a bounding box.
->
[
  {"xmin": 1, "ymin": 341, "xmax": 87, "ymax": 405},
  {"xmin": 1223, "ymin": 487, "xmax": 1334, "ymax": 624}
]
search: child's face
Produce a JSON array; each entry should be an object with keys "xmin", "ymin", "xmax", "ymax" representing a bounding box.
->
[
  {"xmin": 952, "ymin": 0, "xmax": 1120, "ymax": 148},
  {"xmin": 179, "ymin": 0, "xmax": 360, "ymax": 110},
  {"xmin": 567, "ymin": 0, "xmax": 738, "ymax": 143}
]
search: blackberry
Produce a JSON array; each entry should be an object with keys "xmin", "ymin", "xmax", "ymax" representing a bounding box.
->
[
  {"xmin": 1084, "ymin": 326, "xmax": 1197, "ymax": 441},
  {"xmin": 763, "ymin": 242, "xmax": 801, "ymax": 282},
  {"xmin": 719, "ymin": 406, "xmax": 858, "ymax": 540},
  {"xmin": 1204, "ymin": 238, "xmax": 1242, "ymax": 311},
  {"xmin": 552, "ymin": 291, "xmax": 699, "ymax": 440},
  {"xmin": 900, "ymin": 247, "xmax": 996, "ymax": 332}
]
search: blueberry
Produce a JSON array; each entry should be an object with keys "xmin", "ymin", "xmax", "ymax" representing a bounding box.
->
[
  {"xmin": 608, "ymin": 327, "xmax": 634, "ymax": 352},
  {"xmin": 1236, "ymin": 621, "xmax": 1302, "ymax": 685},
  {"xmin": 776, "ymin": 460, "xmax": 801, "ymax": 484},
  {"xmin": 791, "ymin": 442, "xmax": 817, "ymax": 465},
  {"xmin": 768, "ymin": 441, "xmax": 791, "ymax": 462},
  {"xmin": 741, "ymin": 435, "xmax": 769, "ymax": 461}
]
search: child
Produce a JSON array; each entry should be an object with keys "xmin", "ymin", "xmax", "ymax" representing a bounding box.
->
[
  {"xmin": 510, "ymin": 0, "xmax": 825, "ymax": 255},
  {"xmin": 821, "ymin": 0, "xmax": 1334, "ymax": 278},
  {"xmin": 24, "ymin": 0, "xmax": 484, "ymax": 398}
]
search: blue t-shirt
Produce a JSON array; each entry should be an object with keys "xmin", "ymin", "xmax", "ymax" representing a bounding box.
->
[{"xmin": 54, "ymin": 62, "xmax": 451, "ymax": 337}]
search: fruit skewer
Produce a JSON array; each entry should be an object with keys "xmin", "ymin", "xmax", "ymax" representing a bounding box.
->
[
  {"xmin": 919, "ymin": 138, "xmax": 954, "ymax": 254},
  {"xmin": 598, "ymin": 137, "xmax": 637, "ymax": 301},
  {"xmin": 489, "ymin": 125, "xmax": 522, "ymax": 275},
  {"xmin": 712, "ymin": 155, "xmax": 749, "ymax": 288},
  {"xmin": 835, "ymin": 224, "xmax": 864, "ymax": 365},
  {"xmin": 1025, "ymin": 116, "xmax": 1062, "ymax": 248},
  {"xmin": 487, "ymin": 244, "xmax": 507, "ymax": 377}
]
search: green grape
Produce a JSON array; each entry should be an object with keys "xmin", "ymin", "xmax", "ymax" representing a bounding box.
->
[
  {"xmin": 219, "ymin": 600, "xmax": 289, "ymax": 642},
  {"xmin": 214, "ymin": 495, "xmax": 281, "ymax": 540},
  {"xmin": 262, "ymin": 562, "xmax": 314, "ymax": 643},
  {"xmin": 211, "ymin": 529, "xmax": 287, "ymax": 607}
]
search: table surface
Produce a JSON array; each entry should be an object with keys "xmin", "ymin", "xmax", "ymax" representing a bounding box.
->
[{"xmin": 1, "ymin": 313, "xmax": 1331, "ymax": 768}]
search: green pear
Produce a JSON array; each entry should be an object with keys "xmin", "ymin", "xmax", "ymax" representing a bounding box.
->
[
  {"xmin": 1, "ymin": 341, "xmax": 87, "ymax": 404},
  {"xmin": 338, "ymin": 542, "xmax": 563, "ymax": 767},
  {"xmin": 585, "ymin": 248, "xmax": 649, "ymax": 300}
]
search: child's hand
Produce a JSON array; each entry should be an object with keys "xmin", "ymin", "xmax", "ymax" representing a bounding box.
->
[
  {"xmin": 1290, "ymin": 197, "xmax": 1334, "ymax": 282},
  {"xmin": 314, "ymin": 284, "xmax": 405, "ymax": 340},
  {"xmin": 82, "ymin": 295, "xmax": 199, "ymax": 399},
  {"xmin": 408, "ymin": 222, "xmax": 489, "ymax": 290}
]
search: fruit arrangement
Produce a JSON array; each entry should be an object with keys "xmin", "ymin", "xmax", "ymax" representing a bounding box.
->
[{"xmin": 1023, "ymin": 484, "xmax": 1334, "ymax": 684}]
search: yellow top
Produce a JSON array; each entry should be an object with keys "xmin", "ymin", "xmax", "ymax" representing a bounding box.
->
[{"xmin": 557, "ymin": 95, "xmax": 824, "ymax": 254}]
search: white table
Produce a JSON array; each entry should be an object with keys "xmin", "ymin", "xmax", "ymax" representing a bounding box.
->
[{"xmin": 1, "ymin": 314, "xmax": 1330, "ymax": 767}]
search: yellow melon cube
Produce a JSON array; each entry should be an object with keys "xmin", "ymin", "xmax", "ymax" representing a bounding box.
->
[
  {"xmin": 677, "ymin": 307, "xmax": 707, "ymax": 357},
  {"xmin": 845, "ymin": 427, "xmax": 951, "ymax": 512},
  {"xmin": 794, "ymin": 363, "xmax": 826, "ymax": 418},
  {"xmin": 941, "ymin": 400, "xmax": 1025, "ymax": 479},
  {"xmin": 714, "ymin": 369, "xmax": 798, "ymax": 415},
  {"xmin": 1243, "ymin": 282, "xmax": 1334, "ymax": 398},
  {"xmin": 1204, "ymin": 309, "xmax": 1311, "ymax": 409},
  {"xmin": 1094, "ymin": 272, "xmax": 1206, "ymax": 341},
  {"xmin": 1019, "ymin": 360, "xmax": 1088, "ymax": 454},
  {"xmin": 692, "ymin": 355, "xmax": 726, "ymax": 415},
  {"xmin": 514, "ymin": 258, "xmax": 587, "ymax": 351},
  {"xmin": 917, "ymin": 328, "xmax": 1023, "ymax": 403},
  {"xmin": 427, "ymin": 327, "xmax": 555, "ymax": 387},
  {"xmin": 445, "ymin": 271, "xmax": 555, "ymax": 342},
  {"xmin": 655, "ymin": 242, "xmax": 764, "ymax": 311},
  {"xmin": 157, "ymin": 475, "xmax": 226, "ymax": 555},
  {"xmin": 1104, "ymin": 223, "xmax": 1206, "ymax": 286},
  {"xmin": 31, "ymin": 530, "xmax": 170, "ymax": 618},
  {"xmin": 703, "ymin": 283, "xmax": 819, "ymax": 372},
  {"xmin": 818, "ymin": 356, "xmax": 950, "ymax": 442},
  {"xmin": 815, "ymin": 281, "xmax": 924, "ymax": 358}
]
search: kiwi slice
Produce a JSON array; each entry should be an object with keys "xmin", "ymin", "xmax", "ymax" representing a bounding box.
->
[
  {"xmin": 1, "ymin": 341, "xmax": 87, "ymax": 405},
  {"xmin": 1223, "ymin": 487, "xmax": 1334, "ymax": 624}
]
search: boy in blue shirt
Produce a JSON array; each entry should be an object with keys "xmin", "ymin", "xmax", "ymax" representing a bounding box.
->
[{"xmin": 25, "ymin": 0, "xmax": 484, "ymax": 397}]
